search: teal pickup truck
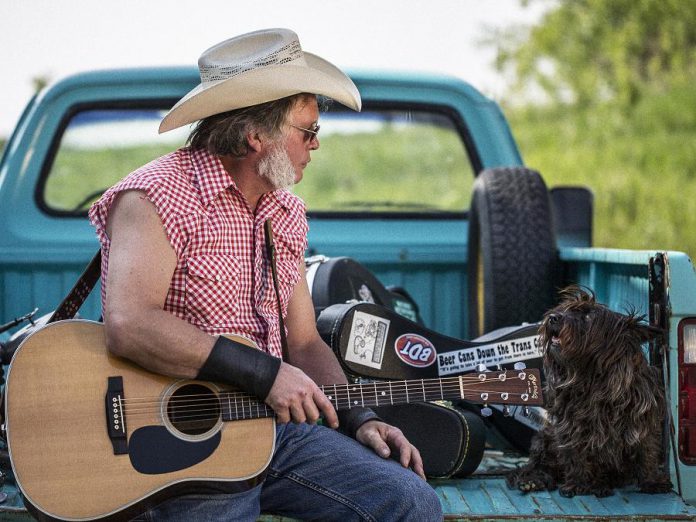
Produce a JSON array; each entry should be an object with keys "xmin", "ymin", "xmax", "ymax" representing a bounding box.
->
[{"xmin": 0, "ymin": 67, "xmax": 695, "ymax": 521}]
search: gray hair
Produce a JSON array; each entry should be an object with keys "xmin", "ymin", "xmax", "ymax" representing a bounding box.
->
[{"xmin": 187, "ymin": 93, "xmax": 315, "ymax": 157}]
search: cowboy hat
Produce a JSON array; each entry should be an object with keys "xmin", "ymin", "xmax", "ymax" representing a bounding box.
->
[{"xmin": 159, "ymin": 28, "xmax": 361, "ymax": 133}]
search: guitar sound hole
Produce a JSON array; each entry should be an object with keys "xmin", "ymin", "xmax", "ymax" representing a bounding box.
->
[{"xmin": 166, "ymin": 384, "xmax": 220, "ymax": 436}]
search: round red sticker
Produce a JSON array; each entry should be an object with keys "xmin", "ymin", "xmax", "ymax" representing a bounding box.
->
[{"xmin": 394, "ymin": 334, "xmax": 437, "ymax": 367}]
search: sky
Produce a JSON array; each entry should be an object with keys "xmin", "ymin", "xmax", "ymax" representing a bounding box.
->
[{"xmin": 0, "ymin": 0, "xmax": 549, "ymax": 137}]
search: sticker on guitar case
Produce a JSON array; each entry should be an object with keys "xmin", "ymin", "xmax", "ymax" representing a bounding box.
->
[
  {"xmin": 437, "ymin": 335, "xmax": 541, "ymax": 375},
  {"xmin": 394, "ymin": 334, "xmax": 437, "ymax": 367},
  {"xmin": 345, "ymin": 311, "xmax": 390, "ymax": 369}
]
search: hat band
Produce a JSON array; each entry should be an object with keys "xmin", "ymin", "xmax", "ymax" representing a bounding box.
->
[{"xmin": 199, "ymin": 39, "xmax": 303, "ymax": 82}]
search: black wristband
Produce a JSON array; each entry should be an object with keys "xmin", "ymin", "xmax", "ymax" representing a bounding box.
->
[
  {"xmin": 197, "ymin": 336, "xmax": 281, "ymax": 401},
  {"xmin": 338, "ymin": 406, "xmax": 382, "ymax": 438}
]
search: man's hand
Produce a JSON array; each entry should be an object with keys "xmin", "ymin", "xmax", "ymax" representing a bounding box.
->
[
  {"xmin": 265, "ymin": 361, "xmax": 339, "ymax": 428},
  {"xmin": 356, "ymin": 420, "xmax": 426, "ymax": 480}
]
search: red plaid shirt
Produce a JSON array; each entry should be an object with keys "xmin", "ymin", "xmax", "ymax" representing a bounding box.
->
[{"xmin": 89, "ymin": 147, "xmax": 308, "ymax": 358}]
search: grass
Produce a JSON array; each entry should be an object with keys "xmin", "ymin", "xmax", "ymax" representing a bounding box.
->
[
  {"xmin": 295, "ymin": 126, "xmax": 472, "ymax": 212},
  {"xmin": 505, "ymin": 87, "xmax": 696, "ymax": 258},
  {"xmin": 45, "ymin": 144, "xmax": 174, "ymax": 211}
]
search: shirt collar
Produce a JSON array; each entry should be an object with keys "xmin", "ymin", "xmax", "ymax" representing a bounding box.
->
[
  {"xmin": 268, "ymin": 189, "xmax": 295, "ymax": 211},
  {"xmin": 189, "ymin": 147, "xmax": 236, "ymax": 207}
]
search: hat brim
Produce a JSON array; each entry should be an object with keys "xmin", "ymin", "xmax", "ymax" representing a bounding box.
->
[{"xmin": 159, "ymin": 52, "xmax": 361, "ymax": 133}]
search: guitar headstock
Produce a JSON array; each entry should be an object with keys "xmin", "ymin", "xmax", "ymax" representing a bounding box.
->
[{"xmin": 458, "ymin": 367, "xmax": 543, "ymax": 407}]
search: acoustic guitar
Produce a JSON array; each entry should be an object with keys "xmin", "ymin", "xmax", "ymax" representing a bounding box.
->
[{"xmin": 4, "ymin": 319, "xmax": 542, "ymax": 521}]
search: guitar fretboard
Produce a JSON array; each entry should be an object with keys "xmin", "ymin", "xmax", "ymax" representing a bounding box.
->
[{"xmin": 218, "ymin": 371, "xmax": 538, "ymax": 422}]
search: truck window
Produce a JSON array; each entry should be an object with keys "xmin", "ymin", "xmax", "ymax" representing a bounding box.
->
[
  {"xmin": 295, "ymin": 109, "xmax": 473, "ymax": 215},
  {"xmin": 41, "ymin": 107, "xmax": 474, "ymax": 216},
  {"xmin": 42, "ymin": 109, "xmax": 188, "ymax": 214}
]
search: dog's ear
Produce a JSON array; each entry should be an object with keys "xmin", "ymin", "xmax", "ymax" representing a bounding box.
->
[
  {"xmin": 557, "ymin": 284, "xmax": 595, "ymax": 303},
  {"xmin": 631, "ymin": 321, "xmax": 664, "ymax": 343}
]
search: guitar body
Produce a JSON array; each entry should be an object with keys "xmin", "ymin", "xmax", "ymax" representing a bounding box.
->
[{"xmin": 5, "ymin": 320, "xmax": 275, "ymax": 521}]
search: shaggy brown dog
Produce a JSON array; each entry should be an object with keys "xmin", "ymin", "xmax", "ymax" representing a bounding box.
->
[{"xmin": 506, "ymin": 287, "xmax": 673, "ymax": 497}]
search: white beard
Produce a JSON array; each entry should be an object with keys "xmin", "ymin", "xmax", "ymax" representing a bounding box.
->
[{"xmin": 258, "ymin": 144, "xmax": 296, "ymax": 191}]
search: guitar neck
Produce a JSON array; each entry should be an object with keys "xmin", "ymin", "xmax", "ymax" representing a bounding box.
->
[{"xmin": 219, "ymin": 369, "xmax": 541, "ymax": 422}]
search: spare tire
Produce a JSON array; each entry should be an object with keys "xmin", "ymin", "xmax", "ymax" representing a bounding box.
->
[{"xmin": 467, "ymin": 167, "xmax": 557, "ymax": 337}]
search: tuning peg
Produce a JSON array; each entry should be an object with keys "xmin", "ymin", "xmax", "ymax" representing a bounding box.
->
[
  {"xmin": 514, "ymin": 362, "xmax": 527, "ymax": 370},
  {"xmin": 480, "ymin": 406, "xmax": 492, "ymax": 417},
  {"xmin": 502, "ymin": 405, "xmax": 511, "ymax": 417},
  {"xmin": 495, "ymin": 364, "xmax": 503, "ymax": 371},
  {"xmin": 522, "ymin": 406, "xmax": 530, "ymax": 417},
  {"xmin": 476, "ymin": 363, "xmax": 488, "ymax": 373}
]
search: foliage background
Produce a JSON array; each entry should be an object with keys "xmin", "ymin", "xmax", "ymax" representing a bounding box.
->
[{"xmin": 492, "ymin": 0, "xmax": 696, "ymax": 257}]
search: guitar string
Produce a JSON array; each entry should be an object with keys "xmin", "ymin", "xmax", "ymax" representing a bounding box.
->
[
  {"xmin": 118, "ymin": 380, "xmax": 535, "ymax": 422},
  {"xmin": 121, "ymin": 389, "xmax": 534, "ymax": 423},
  {"xmin": 117, "ymin": 375, "xmax": 530, "ymax": 411},
  {"xmin": 118, "ymin": 379, "xmax": 529, "ymax": 414},
  {"xmin": 133, "ymin": 388, "xmax": 530, "ymax": 410},
  {"xmin": 117, "ymin": 373, "xmax": 529, "ymax": 406},
  {"xmin": 120, "ymin": 396, "xmax": 532, "ymax": 424}
]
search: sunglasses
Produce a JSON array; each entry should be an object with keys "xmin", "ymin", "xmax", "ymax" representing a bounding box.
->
[{"xmin": 290, "ymin": 123, "xmax": 320, "ymax": 142}]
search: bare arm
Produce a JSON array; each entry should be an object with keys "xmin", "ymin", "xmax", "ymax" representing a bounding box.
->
[{"xmin": 103, "ymin": 190, "xmax": 215, "ymax": 377}]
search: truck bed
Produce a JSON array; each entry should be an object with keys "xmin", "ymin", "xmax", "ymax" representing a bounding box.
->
[
  {"xmin": 431, "ymin": 448, "xmax": 696, "ymax": 521},
  {"xmin": 434, "ymin": 476, "xmax": 696, "ymax": 520}
]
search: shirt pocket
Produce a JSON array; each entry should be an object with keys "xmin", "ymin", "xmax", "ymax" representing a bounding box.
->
[{"xmin": 185, "ymin": 254, "xmax": 241, "ymax": 326}]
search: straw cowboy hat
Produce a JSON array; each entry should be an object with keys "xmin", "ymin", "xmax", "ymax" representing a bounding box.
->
[{"xmin": 159, "ymin": 28, "xmax": 362, "ymax": 133}]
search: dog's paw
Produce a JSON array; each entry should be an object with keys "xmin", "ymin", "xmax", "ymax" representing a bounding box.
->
[
  {"xmin": 507, "ymin": 469, "xmax": 557, "ymax": 493},
  {"xmin": 517, "ymin": 479, "xmax": 550, "ymax": 493},
  {"xmin": 558, "ymin": 483, "xmax": 579, "ymax": 498}
]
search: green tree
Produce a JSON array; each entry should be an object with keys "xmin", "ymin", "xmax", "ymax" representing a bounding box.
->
[{"xmin": 494, "ymin": 0, "xmax": 696, "ymax": 108}]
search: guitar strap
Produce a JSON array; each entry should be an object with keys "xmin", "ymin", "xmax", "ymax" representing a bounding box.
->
[
  {"xmin": 264, "ymin": 219, "xmax": 290, "ymax": 361},
  {"xmin": 48, "ymin": 249, "xmax": 102, "ymax": 323}
]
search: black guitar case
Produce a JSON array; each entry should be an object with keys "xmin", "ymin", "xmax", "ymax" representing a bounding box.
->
[
  {"xmin": 316, "ymin": 300, "xmax": 546, "ymax": 453},
  {"xmin": 307, "ymin": 256, "xmax": 543, "ymax": 475}
]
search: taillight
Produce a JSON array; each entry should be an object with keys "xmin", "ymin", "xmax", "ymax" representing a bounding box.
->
[{"xmin": 678, "ymin": 319, "xmax": 696, "ymax": 464}]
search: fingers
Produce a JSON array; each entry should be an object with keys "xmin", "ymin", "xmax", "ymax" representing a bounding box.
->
[
  {"xmin": 388, "ymin": 430, "xmax": 425, "ymax": 479},
  {"xmin": 358, "ymin": 425, "xmax": 392, "ymax": 458},
  {"xmin": 406, "ymin": 445, "xmax": 425, "ymax": 480},
  {"xmin": 265, "ymin": 362, "xmax": 336, "ymax": 425},
  {"xmin": 289, "ymin": 401, "xmax": 307, "ymax": 424},
  {"xmin": 357, "ymin": 421, "xmax": 427, "ymax": 480},
  {"xmin": 314, "ymin": 390, "xmax": 339, "ymax": 428},
  {"xmin": 275, "ymin": 408, "xmax": 291, "ymax": 424}
]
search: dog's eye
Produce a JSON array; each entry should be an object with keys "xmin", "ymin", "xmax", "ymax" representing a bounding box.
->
[{"xmin": 583, "ymin": 313, "xmax": 591, "ymax": 322}]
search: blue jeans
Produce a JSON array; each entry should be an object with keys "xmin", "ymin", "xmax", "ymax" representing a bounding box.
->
[{"xmin": 136, "ymin": 422, "xmax": 443, "ymax": 521}]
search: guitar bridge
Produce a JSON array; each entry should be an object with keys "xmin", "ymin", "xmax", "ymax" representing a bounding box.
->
[{"xmin": 105, "ymin": 376, "xmax": 128, "ymax": 455}]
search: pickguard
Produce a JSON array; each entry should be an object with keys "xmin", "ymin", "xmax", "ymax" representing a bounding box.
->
[{"xmin": 129, "ymin": 426, "xmax": 221, "ymax": 474}]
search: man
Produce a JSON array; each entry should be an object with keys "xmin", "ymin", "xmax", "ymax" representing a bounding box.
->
[{"xmin": 89, "ymin": 28, "xmax": 443, "ymax": 521}]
